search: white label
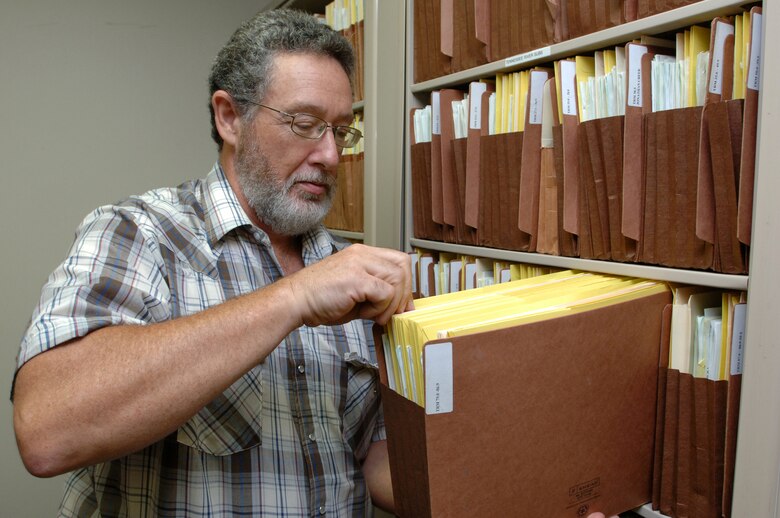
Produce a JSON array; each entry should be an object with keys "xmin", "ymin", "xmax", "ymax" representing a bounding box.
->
[
  {"xmin": 748, "ymin": 13, "xmax": 762, "ymax": 91},
  {"xmin": 420, "ymin": 256, "xmax": 433, "ymax": 297},
  {"xmin": 708, "ymin": 20, "xmax": 735, "ymax": 95},
  {"xmin": 504, "ymin": 46, "xmax": 552, "ymax": 68},
  {"xmin": 432, "ymin": 92, "xmax": 441, "ymax": 135},
  {"xmin": 528, "ymin": 70, "xmax": 548, "ymax": 125},
  {"xmin": 627, "ymin": 44, "xmax": 648, "ymax": 107},
  {"xmin": 425, "ymin": 342, "xmax": 453, "ymax": 414},
  {"xmin": 469, "ymin": 82, "xmax": 488, "ymax": 130},
  {"xmin": 730, "ymin": 303, "xmax": 747, "ymax": 376},
  {"xmin": 560, "ymin": 60, "xmax": 578, "ymax": 116},
  {"xmin": 409, "ymin": 252, "xmax": 419, "ymax": 294}
]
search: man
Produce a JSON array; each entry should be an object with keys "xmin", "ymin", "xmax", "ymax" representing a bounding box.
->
[
  {"xmin": 13, "ymin": 9, "xmax": 409, "ymax": 517},
  {"xmin": 13, "ymin": 8, "xmax": 622, "ymax": 518}
]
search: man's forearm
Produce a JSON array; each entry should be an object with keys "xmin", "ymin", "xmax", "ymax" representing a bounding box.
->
[{"xmin": 13, "ymin": 279, "xmax": 300, "ymax": 478}]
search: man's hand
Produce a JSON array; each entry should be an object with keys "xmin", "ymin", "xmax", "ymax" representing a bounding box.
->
[{"xmin": 283, "ymin": 244, "xmax": 414, "ymax": 327}]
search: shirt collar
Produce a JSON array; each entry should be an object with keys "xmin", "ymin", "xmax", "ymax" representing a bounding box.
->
[
  {"xmin": 203, "ymin": 162, "xmax": 343, "ymax": 260},
  {"xmin": 202, "ymin": 162, "xmax": 253, "ymax": 247}
]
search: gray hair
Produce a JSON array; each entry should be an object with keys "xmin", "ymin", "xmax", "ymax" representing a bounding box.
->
[{"xmin": 208, "ymin": 9, "xmax": 355, "ymax": 150}]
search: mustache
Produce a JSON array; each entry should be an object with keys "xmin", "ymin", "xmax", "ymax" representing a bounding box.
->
[{"xmin": 285, "ymin": 170, "xmax": 337, "ymax": 190}]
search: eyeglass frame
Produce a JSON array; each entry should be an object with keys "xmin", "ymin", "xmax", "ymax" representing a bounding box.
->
[{"xmin": 237, "ymin": 99, "xmax": 362, "ymax": 148}]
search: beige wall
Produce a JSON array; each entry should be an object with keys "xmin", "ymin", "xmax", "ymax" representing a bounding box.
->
[{"xmin": 0, "ymin": 1, "xmax": 263, "ymax": 514}]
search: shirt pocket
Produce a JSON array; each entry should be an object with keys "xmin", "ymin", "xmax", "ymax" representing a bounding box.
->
[
  {"xmin": 343, "ymin": 351, "xmax": 381, "ymax": 458},
  {"xmin": 176, "ymin": 365, "xmax": 264, "ymax": 456}
]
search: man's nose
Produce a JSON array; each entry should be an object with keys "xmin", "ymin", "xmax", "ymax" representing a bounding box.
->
[{"xmin": 310, "ymin": 128, "xmax": 342, "ymax": 171}]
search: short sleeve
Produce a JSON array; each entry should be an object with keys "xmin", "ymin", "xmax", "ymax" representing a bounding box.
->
[{"xmin": 17, "ymin": 205, "xmax": 171, "ymax": 370}]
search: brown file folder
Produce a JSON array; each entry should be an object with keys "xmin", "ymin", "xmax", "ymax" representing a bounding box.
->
[
  {"xmin": 694, "ymin": 18, "xmax": 748, "ymax": 273},
  {"xmin": 413, "ymin": 0, "xmax": 452, "ymax": 82},
  {"xmin": 451, "ymin": 0, "xmax": 489, "ymax": 72},
  {"xmin": 737, "ymin": 6, "xmax": 762, "ymax": 247},
  {"xmin": 656, "ymin": 370, "xmax": 728, "ymax": 518},
  {"xmin": 623, "ymin": 43, "xmax": 666, "ymax": 245},
  {"xmin": 553, "ymin": 124, "xmax": 579, "ymax": 257},
  {"xmin": 465, "ymin": 82, "xmax": 494, "ymax": 230},
  {"xmin": 479, "ymin": 132, "xmax": 530, "ymax": 251},
  {"xmin": 637, "ymin": 0, "xmax": 705, "ymax": 18},
  {"xmin": 377, "ymin": 289, "xmax": 672, "ymax": 518},
  {"xmin": 578, "ymin": 116, "xmax": 635, "ymax": 262},
  {"xmin": 451, "ymin": 137, "xmax": 478, "ymax": 245},
  {"xmin": 438, "ymin": 89, "xmax": 466, "ymax": 228},
  {"xmin": 323, "ymin": 153, "xmax": 363, "ymax": 233},
  {"xmin": 518, "ymin": 68, "xmax": 553, "ymax": 250},
  {"xmin": 411, "ymin": 140, "xmax": 443, "ymax": 242},
  {"xmin": 567, "ymin": 0, "xmax": 624, "ymax": 39},
  {"xmin": 643, "ymin": 107, "xmax": 713, "ymax": 270},
  {"xmin": 489, "ymin": 0, "xmax": 560, "ymax": 62}
]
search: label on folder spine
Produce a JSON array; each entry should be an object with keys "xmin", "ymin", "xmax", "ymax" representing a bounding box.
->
[
  {"xmin": 425, "ymin": 342, "xmax": 453, "ymax": 415},
  {"xmin": 748, "ymin": 13, "xmax": 762, "ymax": 91},
  {"xmin": 504, "ymin": 46, "xmax": 551, "ymax": 68}
]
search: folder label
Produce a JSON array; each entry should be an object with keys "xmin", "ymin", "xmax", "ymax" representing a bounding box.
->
[
  {"xmin": 709, "ymin": 21, "xmax": 735, "ymax": 95},
  {"xmin": 528, "ymin": 70, "xmax": 547, "ymax": 125},
  {"xmin": 627, "ymin": 44, "xmax": 648, "ymax": 107},
  {"xmin": 748, "ymin": 13, "xmax": 762, "ymax": 91},
  {"xmin": 560, "ymin": 60, "xmax": 578, "ymax": 116},
  {"xmin": 730, "ymin": 303, "xmax": 747, "ymax": 375},
  {"xmin": 504, "ymin": 46, "xmax": 552, "ymax": 68},
  {"xmin": 469, "ymin": 82, "xmax": 488, "ymax": 129},
  {"xmin": 424, "ymin": 342, "xmax": 453, "ymax": 415},
  {"xmin": 432, "ymin": 91, "xmax": 442, "ymax": 135}
]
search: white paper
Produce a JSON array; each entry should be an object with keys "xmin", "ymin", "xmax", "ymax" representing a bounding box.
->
[
  {"xmin": 407, "ymin": 345, "xmax": 419, "ymax": 403},
  {"xmin": 381, "ymin": 334, "xmax": 396, "ymax": 391},
  {"xmin": 449, "ymin": 259, "xmax": 462, "ymax": 293},
  {"xmin": 395, "ymin": 345, "xmax": 408, "ymax": 398},
  {"xmin": 425, "ymin": 342, "xmax": 454, "ymax": 415}
]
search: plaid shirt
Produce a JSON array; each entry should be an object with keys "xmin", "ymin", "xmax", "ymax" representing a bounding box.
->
[{"xmin": 17, "ymin": 163, "xmax": 385, "ymax": 517}]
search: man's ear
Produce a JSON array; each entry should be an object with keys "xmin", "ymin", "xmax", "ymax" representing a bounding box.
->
[{"xmin": 212, "ymin": 90, "xmax": 242, "ymax": 149}]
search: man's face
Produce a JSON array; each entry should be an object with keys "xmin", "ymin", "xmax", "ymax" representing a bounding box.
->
[{"xmin": 234, "ymin": 53, "xmax": 354, "ymax": 236}]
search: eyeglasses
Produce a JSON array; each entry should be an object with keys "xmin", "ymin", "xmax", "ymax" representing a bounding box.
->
[{"xmin": 240, "ymin": 100, "xmax": 362, "ymax": 148}]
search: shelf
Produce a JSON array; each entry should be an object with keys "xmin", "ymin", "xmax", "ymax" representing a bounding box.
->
[
  {"xmin": 352, "ymin": 100, "xmax": 365, "ymax": 111},
  {"xmin": 329, "ymin": 229, "xmax": 364, "ymax": 241},
  {"xmin": 410, "ymin": 0, "xmax": 754, "ymax": 94},
  {"xmin": 410, "ymin": 238, "xmax": 749, "ymax": 290},
  {"xmin": 634, "ymin": 504, "xmax": 671, "ymax": 518}
]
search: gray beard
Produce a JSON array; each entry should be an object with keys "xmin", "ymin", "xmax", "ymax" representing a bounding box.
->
[{"xmin": 235, "ymin": 135, "xmax": 336, "ymax": 236}]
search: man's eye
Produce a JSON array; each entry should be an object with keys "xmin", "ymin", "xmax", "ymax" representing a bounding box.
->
[{"xmin": 294, "ymin": 121, "xmax": 315, "ymax": 130}]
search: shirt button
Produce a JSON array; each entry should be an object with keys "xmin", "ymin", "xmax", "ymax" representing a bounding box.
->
[
  {"xmin": 318, "ymin": 506, "xmax": 326, "ymax": 515},
  {"xmin": 308, "ymin": 433, "xmax": 316, "ymax": 442},
  {"xmin": 297, "ymin": 364, "xmax": 305, "ymax": 374}
]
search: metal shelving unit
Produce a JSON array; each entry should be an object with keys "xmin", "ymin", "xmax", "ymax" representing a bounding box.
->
[{"xmin": 400, "ymin": 1, "xmax": 780, "ymax": 517}]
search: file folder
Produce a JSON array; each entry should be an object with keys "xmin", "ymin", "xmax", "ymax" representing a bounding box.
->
[
  {"xmin": 642, "ymin": 106, "xmax": 713, "ymax": 270},
  {"xmin": 558, "ymin": 59, "xmax": 581, "ymax": 238},
  {"xmin": 376, "ymin": 287, "xmax": 672, "ymax": 517},
  {"xmin": 451, "ymin": 0, "xmax": 490, "ymax": 72},
  {"xmin": 479, "ymin": 132, "xmax": 530, "ymax": 251},
  {"xmin": 737, "ymin": 7, "xmax": 762, "ymax": 246},
  {"xmin": 518, "ymin": 68, "xmax": 553, "ymax": 249},
  {"xmin": 567, "ymin": 0, "xmax": 624, "ymax": 39},
  {"xmin": 438, "ymin": 89, "xmax": 466, "ymax": 228},
  {"xmin": 413, "ymin": 0, "xmax": 452, "ymax": 82}
]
